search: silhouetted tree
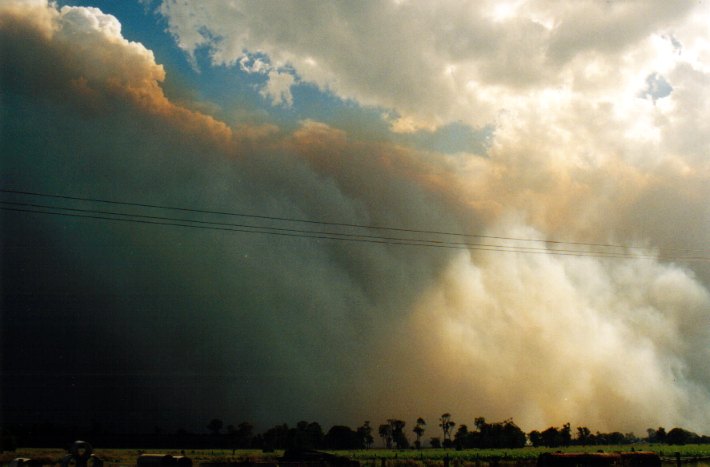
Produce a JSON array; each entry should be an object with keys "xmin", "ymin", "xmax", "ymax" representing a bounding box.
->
[
  {"xmin": 413, "ymin": 418, "xmax": 426, "ymax": 449},
  {"xmin": 439, "ymin": 413, "xmax": 455, "ymax": 447},
  {"xmin": 263, "ymin": 423, "xmax": 289, "ymax": 450},
  {"xmin": 648, "ymin": 427, "xmax": 672, "ymax": 444},
  {"xmin": 466, "ymin": 418, "xmax": 525, "ymax": 449},
  {"xmin": 225, "ymin": 422, "xmax": 254, "ymax": 449},
  {"xmin": 325, "ymin": 425, "xmax": 359, "ymax": 450},
  {"xmin": 379, "ymin": 423, "xmax": 392, "ymax": 449},
  {"xmin": 498, "ymin": 419, "xmax": 526, "ymax": 448},
  {"xmin": 666, "ymin": 428, "xmax": 698, "ymax": 445},
  {"xmin": 357, "ymin": 421, "xmax": 374, "ymax": 449},
  {"xmin": 647, "ymin": 428, "xmax": 657, "ymax": 443},
  {"xmin": 388, "ymin": 419, "xmax": 409, "ymax": 449},
  {"xmin": 529, "ymin": 430, "xmax": 543, "ymax": 447},
  {"xmin": 576, "ymin": 427, "xmax": 592, "ymax": 445},
  {"xmin": 288, "ymin": 421, "xmax": 323, "ymax": 449},
  {"xmin": 541, "ymin": 426, "xmax": 562, "ymax": 447},
  {"xmin": 293, "ymin": 421, "xmax": 310, "ymax": 449},
  {"xmin": 236, "ymin": 422, "xmax": 254, "ymax": 448},
  {"xmin": 207, "ymin": 419, "xmax": 223, "ymax": 436},
  {"xmin": 454, "ymin": 424, "xmax": 469, "ymax": 449},
  {"xmin": 655, "ymin": 427, "xmax": 667, "ymax": 444},
  {"xmin": 430, "ymin": 437, "xmax": 441, "ymax": 448},
  {"xmin": 560, "ymin": 423, "xmax": 572, "ymax": 447}
]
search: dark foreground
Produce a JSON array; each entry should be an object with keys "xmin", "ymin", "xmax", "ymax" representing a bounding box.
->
[{"xmin": 4, "ymin": 445, "xmax": 710, "ymax": 467}]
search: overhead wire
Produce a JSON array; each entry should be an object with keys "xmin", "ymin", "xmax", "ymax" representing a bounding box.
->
[
  {"xmin": 1, "ymin": 188, "xmax": 708, "ymax": 262},
  {"xmin": 0, "ymin": 188, "xmax": 654, "ymax": 251},
  {"xmin": 0, "ymin": 201, "xmax": 648, "ymax": 258}
]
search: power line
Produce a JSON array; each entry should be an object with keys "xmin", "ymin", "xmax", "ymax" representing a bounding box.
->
[
  {"xmin": 1, "ymin": 189, "xmax": 707, "ymax": 261},
  {"xmin": 0, "ymin": 200, "xmax": 655, "ymax": 258},
  {"xmin": 0, "ymin": 187, "xmax": 682, "ymax": 253},
  {"xmin": 0, "ymin": 205, "xmax": 461, "ymax": 250},
  {"xmin": 1, "ymin": 207, "xmax": 707, "ymax": 263}
]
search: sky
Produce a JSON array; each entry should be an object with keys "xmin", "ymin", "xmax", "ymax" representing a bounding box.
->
[{"xmin": 2, "ymin": 0, "xmax": 710, "ymax": 438}]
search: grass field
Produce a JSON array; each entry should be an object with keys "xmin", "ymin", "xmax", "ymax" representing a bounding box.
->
[{"xmin": 3, "ymin": 445, "xmax": 710, "ymax": 467}]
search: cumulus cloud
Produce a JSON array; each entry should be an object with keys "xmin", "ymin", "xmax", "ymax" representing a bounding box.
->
[
  {"xmin": 155, "ymin": 0, "xmax": 707, "ymax": 132},
  {"xmin": 2, "ymin": 0, "xmax": 710, "ymax": 435}
]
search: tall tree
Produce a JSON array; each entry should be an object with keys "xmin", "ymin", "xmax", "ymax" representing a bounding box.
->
[
  {"xmin": 439, "ymin": 413, "xmax": 455, "ymax": 444},
  {"xmin": 454, "ymin": 424, "xmax": 469, "ymax": 449},
  {"xmin": 357, "ymin": 421, "xmax": 374, "ymax": 449},
  {"xmin": 235, "ymin": 422, "xmax": 254, "ymax": 448},
  {"xmin": 576, "ymin": 427, "xmax": 592, "ymax": 445},
  {"xmin": 413, "ymin": 418, "xmax": 426, "ymax": 449},
  {"xmin": 307, "ymin": 422, "xmax": 324, "ymax": 448},
  {"xmin": 655, "ymin": 427, "xmax": 667, "ymax": 444},
  {"xmin": 388, "ymin": 419, "xmax": 409, "ymax": 449},
  {"xmin": 647, "ymin": 428, "xmax": 657, "ymax": 443},
  {"xmin": 541, "ymin": 426, "xmax": 562, "ymax": 447},
  {"xmin": 499, "ymin": 419, "xmax": 526, "ymax": 448},
  {"xmin": 379, "ymin": 423, "xmax": 393, "ymax": 449},
  {"xmin": 466, "ymin": 418, "xmax": 525, "ymax": 449},
  {"xmin": 560, "ymin": 423, "xmax": 572, "ymax": 447},
  {"xmin": 529, "ymin": 430, "xmax": 543, "ymax": 447}
]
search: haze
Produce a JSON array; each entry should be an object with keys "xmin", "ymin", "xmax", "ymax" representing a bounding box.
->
[{"xmin": 2, "ymin": 0, "xmax": 710, "ymax": 436}]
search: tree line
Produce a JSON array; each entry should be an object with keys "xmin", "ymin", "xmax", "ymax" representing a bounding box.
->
[
  {"xmin": 200, "ymin": 414, "xmax": 710, "ymax": 451},
  {"xmin": 3, "ymin": 415, "xmax": 709, "ymax": 451}
]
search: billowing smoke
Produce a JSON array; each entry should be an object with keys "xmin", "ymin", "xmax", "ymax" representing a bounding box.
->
[{"xmin": 1, "ymin": 1, "xmax": 710, "ymax": 435}]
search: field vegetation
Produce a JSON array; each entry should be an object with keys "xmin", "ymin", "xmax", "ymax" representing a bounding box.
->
[
  {"xmin": 4, "ymin": 416, "xmax": 710, "ymax": 466},
  {"xmin": 4, "ymin": 445, "xmax": 710, "ymax": 467}
]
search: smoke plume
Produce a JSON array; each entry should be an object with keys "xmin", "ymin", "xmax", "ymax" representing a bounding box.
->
[{"xmin": 2, "ymin": 0, "xmax": 710, "ymax": 435}]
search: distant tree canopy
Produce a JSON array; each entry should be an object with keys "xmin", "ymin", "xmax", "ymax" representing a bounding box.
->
[
  {"xmin": 6, "ymin": 416, "xmax": 710, "ymax": 451},
  {"xmin": 530, "ymin": 424, "xmax": 613, "ymax": 448},
  {"xmin": 648, "ymin": 427, "xmax": 667, "ymax": 444},
  {"xmin": 256, "ymin": 421, "xmax": 324, "ymax": 450},
  {"xmin": 324, "ymin": 425, "xmax": 359, "ymax": 450},
  {"xmin": 536, "ymin": 423, "xmax": 572, "ymax": 448},
  {"xmin": 209, "ymin": 418, "xmax": 710, "ymax": 451},
  {"xmin": 227, "ymin": 421, "xmax": 254, "ymax": 449},
  {"xmin": 666, "ymin": 427, "xmax": 701, "ymax": 445},
  {"xmin": 177, "ymin": 418, "xmax": 710, "ymax": 450},
  {"xmin": 452, "ymin": 418, "xmax": 526, "ymax": 449}
]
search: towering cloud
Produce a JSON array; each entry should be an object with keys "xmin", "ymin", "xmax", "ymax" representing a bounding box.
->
[{"xmin": 2, "ymin": 0, "xmax": 710, "ymax": 435}]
